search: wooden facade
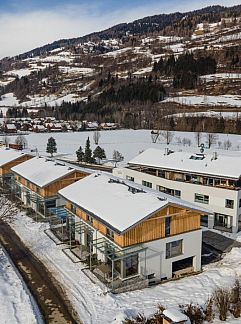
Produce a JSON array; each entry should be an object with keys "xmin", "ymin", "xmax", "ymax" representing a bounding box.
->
[
  {"xmin": 66, "ymin": 201, "xmax": 201, "ymax": 248},
  {"xmin": 15, "ymin": 171, "xmax": 88, "ymax": 198},
  {"xmin": 0, "ymin": 154, "xmax": 32, "ymax": 176}
]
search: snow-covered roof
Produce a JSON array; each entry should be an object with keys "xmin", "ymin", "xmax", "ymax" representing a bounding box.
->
[
  {"xmin": 0, "ymin": 148, "xmax": 29, "ymax": 167},
  {"xmin": 11, "ymin": 156, "xmax": 76, "ymax": 188},
  {"xmin": 5, "ymin": 124, "xmax": 16, "ymax": 130},
  {"xmin": 129, "ymin": 148, "xmax": 241, "ymax": 179},
  {"xmin": 163, "ymin": 308, "xmax": 189, "ymax": 323},
  {"xmin": 59, "ymin": 173, "xmax": 209, "ymax": 234}
]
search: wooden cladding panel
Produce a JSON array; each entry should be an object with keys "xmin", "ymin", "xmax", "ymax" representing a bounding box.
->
[
  {"xmin": 16, "ymin": 171, "xmax": 88, "ymax": 197},
  {"xmin": 1, "ymin": 155, "xmax": 32, "ymax": 176},
  {"xmin": 67, "ymin": 202, "xmax": 201, "ymax": 249},
  {"xmin": 170, "ymin": 212, "xmax": 200, "ymax": 236}
]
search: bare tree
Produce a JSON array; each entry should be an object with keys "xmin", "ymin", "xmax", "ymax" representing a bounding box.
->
[
  {"xmin": 206, "ymin": 133, "xmax": 218, "ymax": 148},
  {"xmin": 3, "ymin": 135, "xmax": 9, "ymax": 147},
  {"xmin": 15, "ymin": 135, "xmax": 28, "ymax": 149},
  {"xmin": 195, "ymin": 132, "xmax": 202, "ymax": 147},
  {"xmin": 223, "ymin": 140, "xmax": 232, "ymax": 150},
  {"xmin": 213, "ymin": 288, "xmax": 230, "ymax": 321},
  {"xmin": 93, "ymin": 130, "xmax": 100, "ymax": 145},
  {"xmin": 151, "ymin": 131, "xmax": 161, "ymax": 143},
  {"xmin": 182, "ymin": 137, "xmax": 192, "ymax": 146},
  {"xmin": 113, "ymin": 150, "xmax": 124, "ymax": 166},
  {"xmin": 161, "ymin": 130, "xmax": 174, "ymax": 145},
  {"xmin": 0, "ymin": 196, "xmax": 18, "ymax": 220}
]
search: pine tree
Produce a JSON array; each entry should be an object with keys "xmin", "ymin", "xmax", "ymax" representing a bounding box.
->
[
  {"xmin": 83, "ymin": 137, "xmax": 93, "ymax": 163},
  {"xmin": 46, "ymin": 137, "xmax": 57, "ymax": 157},
  {"xmin": 93, "ymin": 146, "xmax": 106, "ymax": 164},
  {"xmin": 76, "ymin": 146, "xmax": 84, "ymax": 162}
]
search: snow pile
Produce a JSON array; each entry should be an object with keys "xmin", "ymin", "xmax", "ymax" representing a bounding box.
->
[{"xmin": 0, "ymin": 247, "xmax": 40, "ymax": 323}]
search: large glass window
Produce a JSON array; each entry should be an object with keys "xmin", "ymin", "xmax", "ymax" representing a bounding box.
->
[
  {"xmin": 123, "ymin": 254, "xmax": 139, "ymax": 278},
  {"xmin": 214, "ymin": 213, "xmax": 232, "ymax": 229},
  {"xmin": 166, "ymin": 240, "xmax": 183, "ymax": 259},
  {"xmin": 165, "ymin": 217, "xmax": 171, "ymax": 237},
  {"xmin": 195, "ymin": 193, "xmax": 209, "ymax": 204}
]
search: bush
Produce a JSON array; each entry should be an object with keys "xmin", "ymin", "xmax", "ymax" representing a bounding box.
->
[
  {"xmin": 213, "ymin": 288, "xmax": 230, "ymax": 321},
  {"xmin": 179, "ymin": 303, "xmax": 204, "ymax": 324},
  {"xmin": 204, "ymin": 298, "xmax": 215, "ymax": 322}
]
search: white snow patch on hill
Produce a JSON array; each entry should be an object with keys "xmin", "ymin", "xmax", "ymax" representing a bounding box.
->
[
  {"xmin": 164, "ymin": 95, "xmax": 241, "ymax": 107},
  {"xmin": 0, "ymin": 93, "xmax": 19, "ymax": 106}
]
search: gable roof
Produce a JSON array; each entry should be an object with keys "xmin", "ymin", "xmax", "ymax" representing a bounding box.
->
[
  {"xmin": 129, "ymin": 148, "xmax": 241, "ymax": 179},
  {"xmin": 0, "ymin": 148, "xmax": 29, "ymax": 168},
  {"xmin": 11, "ymin": 156, "xmax": 76, "ymax": 188},
  {"xmin": 59, "ymin": 173, "xmax": 209, "ymax": 234}
]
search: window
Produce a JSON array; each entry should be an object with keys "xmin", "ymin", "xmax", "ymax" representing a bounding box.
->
[
  {"xmin": 106, "ymin": 228, "xmax": 114, "ymax": 241},
  {"xmin": 225, "ymin": 199, "xmax": 234, "ymax": 209},
  {"xmin": 239, "ymin": 199, "xmax": 241, "ymax": 208},
  {"xmin": 87, "ymin": 215, "xmax": 93, "ymax": 224},
  {"xmin": 70, "ymin": 204, "xmax": 76, "ymax": 214},
  {"xmin": 195, "ymin": 193, "xmax": 209, "ymax": 204},
  {"xmin": 165, "ymin": 217, "xmax": 171, "ymax": 237},
  {"xmin": 142, "ymin": 180, "xmax": 152, "ymax": 188},
  {"xmin": 157, "ymin": 185, "xmax": 181, "ymax": 198},
  {"xmin": 166, "ymin": 240, "xmax": 183, "ymax": 259},
  {"xmin": 123, "ymin": 254, "xmax": 139, "ymax": 278},
  {"xmin": 126, "ymin": 176, "xmax": 134, "ymax": 182},
  {"xmin": 46, "ymin": 200, "xmax": 56, "ymax": 209}
]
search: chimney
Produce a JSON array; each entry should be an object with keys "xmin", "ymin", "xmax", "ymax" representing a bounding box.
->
[{"xmin": 164, "ymin": 148, "xmax": 169, "ymax": 156}]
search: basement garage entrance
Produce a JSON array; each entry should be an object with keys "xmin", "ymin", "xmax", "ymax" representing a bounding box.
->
[{"xmin": 172, "ymin": 256, "xmax": 194, "ymax": 278}]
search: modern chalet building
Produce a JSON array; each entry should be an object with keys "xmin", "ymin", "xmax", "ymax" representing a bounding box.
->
[
  {"xmin": 0, "ymin": 148, "xmax": 33, "ymax": 187},
  {"xmin": 11, "ymin": 156, "xmax": 91, "ymax": 217},
  {"xmin": 58, "ymin": 173, "xmax": 208, "ymax": 287},
  {"xmin": 113, "ymin": 148, "xmax": 241, "ymax": 233}
]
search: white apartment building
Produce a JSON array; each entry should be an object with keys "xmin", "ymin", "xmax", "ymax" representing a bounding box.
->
[{"xmin": 113, "ymin": 148, "xmax": 241, "ymax": 233}]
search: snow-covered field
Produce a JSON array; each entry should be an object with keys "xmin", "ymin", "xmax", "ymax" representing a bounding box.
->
[
  {"xmin": 3, "ymin": 129, "xmax": 241, "ymax": 164},
  {"xmin": 5, "ymin": 211, "xmax": 241, "ymax": 324},
  {"xmin": 0, "ymin": 247, "xmax": 41, "ymax": 324},
  {"xmin": 164, "ymin": 95, "xmax": 241, "ymax": 107}
]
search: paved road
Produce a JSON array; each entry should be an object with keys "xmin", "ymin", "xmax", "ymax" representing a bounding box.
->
[{"xmin": 0, "ymin": 220, "xmax": 81, "ymax": 324}]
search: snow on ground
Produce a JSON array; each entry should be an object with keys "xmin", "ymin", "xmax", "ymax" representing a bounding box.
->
[
  {"xmin": 7, "ymin": 211, "xmax": 241, "ymax": 324},
  {"xmin": 133, "ymin": 66, "xmax": 153, "ymax": 75},
  {"xmin": 20, "ymin": 93, "xmax": 81, "ymax": 107},
  {"xmin": 168, "ymin": 111, "xmax": 241, "ymax": 120},
  {"xmin": 164, "ymin": 95, "xmax": 241, "ymax": 107},
  {"xmin": 59, "ymin": 66, "xmax": 95, "ymax": 75},
  {"xmin": 200, "ymin": 73, "xmax": 241, "ymax": 81},
  {"xmin": 0, "ymin": 93, "xmax": 19, "ymax": 107},
  {"xmin": 102, "ymin": 47, "xmax": 133, "ymax": 58},
  {"xmin": 0, "ymin": 246, "xmax": 41, "ymax": 324},
  {"xmin": 164, "ymin": 43, "xmax": 185, "ymax": 53},
  {"xmin": 3, "ymin": 129, "xmax": 241, "ymax": 164}
]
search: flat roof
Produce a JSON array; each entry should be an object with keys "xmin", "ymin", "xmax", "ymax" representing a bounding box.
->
[
  {"xmin": 129, "ymin": 148, "xmax": 241, "ymax": 179},
  {"xmin": 12, "ymin": 156, "xmax": 76, "ymax": 188},
  {"xmin": 59, "ymin": 173, "xmax": 209, "ymax": 234},
  {"xmin": 0, "ymin": 148, "xmax": 29, "ymax": 168}
]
